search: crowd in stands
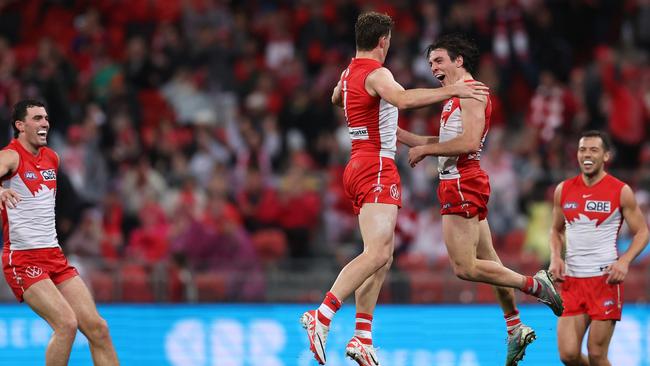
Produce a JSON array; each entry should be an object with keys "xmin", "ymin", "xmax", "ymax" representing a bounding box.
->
[{"xmin": 0, "ymin": 0, "xmax": 649, "ymax": 303}]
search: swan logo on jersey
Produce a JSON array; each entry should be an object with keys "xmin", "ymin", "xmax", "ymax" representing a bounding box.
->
[
  {"xmin": 585, "ymin": 200, "xmax": 611, "ymax": 213},
  {"xmin": 390, "ymin": 184, "xmax": 400, "ymax": 200},
  {"xmin": 40, "ymin": 169, "xmax": 56, "ymax": 181},
  {"xmin": 349, "ymin": 126, "xmax": 369, "ymax": 140},
  {"xmin": 24, "ymin": 171, "xmax": 37, "ymax": 180},
  {"xmin": 25, "ymin": 266, "xmax": 43, "ymax": 279}
]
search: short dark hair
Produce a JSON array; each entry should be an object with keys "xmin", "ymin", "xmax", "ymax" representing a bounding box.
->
[
  {"xmin": 11, "ymin": 99, "xmax": 46, "ymax": 138},
  {"xmin": 355, "ymin": 12, "xmax": 394, "ymax": 51},
  {"xmin": 426, "ymin": 34, "xmax": 480, "ymax": 75},
  {"xmin": 580, "ymin": 130, "xmax": 612, "ymax": 151}
]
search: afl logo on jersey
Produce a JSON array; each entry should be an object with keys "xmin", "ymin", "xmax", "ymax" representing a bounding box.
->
[
  {"xmin": 585, "ymin": 200, "xmax": 611, "ymax": 213},
  {"xmin": 40, "ymin": 169, "xmax": 56, "ymax": 181},
  {"xmin": 563, "ymin": 202, "xmax": 578, "ymax": 209},
  {"xmin": 24, "ymin": 171, "xmax": 37, "ymax": 180}
]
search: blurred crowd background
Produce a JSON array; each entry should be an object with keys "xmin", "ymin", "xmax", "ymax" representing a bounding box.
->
[{"xmin": 0, "ymin": 0, "xmax": 648, "ymax": 304}]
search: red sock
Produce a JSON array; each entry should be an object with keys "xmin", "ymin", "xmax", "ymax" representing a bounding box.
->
[
  {"xmin": 317, "ymin": 292, "xmax": 341, "ymax": 327},
  {"xmin": 504, "ymin": 309, "xmax": 522, "ymax": 336},
  {"xmin": 520, "ymin": 276, "xmax": 541, "ymax": 296},
  {"xmin": 354, "ymin": 313, "xmax": 373, "ymax": 345}
]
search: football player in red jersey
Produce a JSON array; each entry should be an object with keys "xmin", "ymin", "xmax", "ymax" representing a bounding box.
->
[
  {"xmin": 549, "ymin": 130, "xmax": 648, "ymax": 365},
  {"xmin": 0, "ymin": 100, "xmax": 119, "ymax": 366}
]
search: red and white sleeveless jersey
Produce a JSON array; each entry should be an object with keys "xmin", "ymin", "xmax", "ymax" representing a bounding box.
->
[
  {"xmin": 438, "ymin": 84, "xmax": 491, "ymax": 180},
  {"xmin": 560, "ymin": 174, "xmax": 626, "ymax": 277},
  {"xmin": 1, "ymin": 139, "xmax": 59, "ymax": 250},
  {"xmin": 341, "ymin": 58, "xmax": 398, "ymax": 159}
]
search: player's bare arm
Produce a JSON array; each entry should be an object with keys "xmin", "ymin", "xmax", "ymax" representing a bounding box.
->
[
  {"xmin": 396, "ymin": 127, "xmax": 438, "ymax": 147},
  {"xmin": 408, "ymin": 95, "xmax": 486, "ymax": 167},
  {"xmin": 332, "ymin": 79, "xmax": 343, "ymax": 107},
  {"xmin": 366, "ymin": 68, "xmax": 488, "ymax": 110},
  {"xmin": 0, "ymin": 149, "xmax": 21, "ymax": 210},
  {"xmin": 606, "ymin": 185, "xmax": 650, "ymax": 284},
  {"xmin": 548, "ymin": 182, "xmax": 567, "ymax": 282}
]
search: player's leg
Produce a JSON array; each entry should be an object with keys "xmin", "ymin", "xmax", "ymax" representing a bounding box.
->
[
  {"xmin": 301, "ymin": 202, "xmax": 397, "ymax": 364},
  {"xmin": 476, "ymin": 219, "xmax": 516, "ymax": 312},
  {"xmin": 586, "ymin": 320, "xmax": 615, "ymax": 365},
  {"xmin": 331, "ymin": 203, "xmax": 397, "ymax": 299},
  {"xmin": 476, "ymin": 219, "xmax": 536, "ymax": 366},
  {"xmin": 444, "ymin": 214, "xmax": 562, "ymax": 315},
  {"xmin": 58, "ymin": 276, "xmax": 119, "ymax": 366},
  {"xmin": 557, "ymin": 315, "xmax": 590, "ymax": 365},
  {"xmin": 23, "ymin": 279, "xmax": 79, "ymax": 366},
  {"xmin": 444, "ymin": 214, "xmax": 526, "ymax": 287},
  {"xmin": 345, "ymin": 255, "xmax": 392, "ymax": 366}
]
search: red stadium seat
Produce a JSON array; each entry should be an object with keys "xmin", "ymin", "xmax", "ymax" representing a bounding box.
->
[
  {"xmin": 251, "ymin": 229, "xmax": 288, "ymax": 264},
  {"xmin": 89, "ymin": 270, "xmax": 115, "ymax": 303},
  {"xmin": 408, "ymin": 272, "xmax": 443, "ymax": 303},
  {"xmin": 194, "ymin": 272, "xmax": 228, "ymax": 302},
  {"xmin": 475, "ymin": 284, "xmax": 497, "ymax": 303},
  {"xmin": 120, "ymin": 264, "xmax": 155, "ymax": 302}
]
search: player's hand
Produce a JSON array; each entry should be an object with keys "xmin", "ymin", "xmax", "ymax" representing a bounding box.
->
[
  {"xmin": 408, "ymin": 146, "xmax": 427, "ymax": 167},
  {"xmin": 605, "ymin": 259, "xmax": 629, "ymax": 284},
  {"xmin": 0, "ymin": 187, "xmax": 20, "ymax": 210},
  {"xmin": 548, "ymin": 257, "xmax": 566, "ymax": 282},
  {"xmin": 452, "ymin": 80, "xmax": 489, "ymax": 101}
]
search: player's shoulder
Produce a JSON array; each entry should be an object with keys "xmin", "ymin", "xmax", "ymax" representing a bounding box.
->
[
  {"xmin": 603, "ymin": 173, "xmax": 626, "ymax": 188},
  {"xmin": 0, "ymin": 147, "xmax": 19, "ymax": 162}
]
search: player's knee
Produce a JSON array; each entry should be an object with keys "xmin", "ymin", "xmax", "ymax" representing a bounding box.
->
[
  {"xmin": 366, "ymin": 250, "xmax": 392, "ymax": 271},
  {"xmin": 451, "ymin": 263, "xmax": 476, "ymax": 281},
  {"xmin": 83, "ymin": 317, "xmax": 111, "ymax": 343},
  {"xmin": 558, "ymin": 349, "xmax": 582, "ymax": 365},
  {"xmin": 587, "ymin": 345, "xmax": 608, "ymax": 364},
  {"xmin": 55, "ymin": 316, "xmax": 79, "ymax": 340}
]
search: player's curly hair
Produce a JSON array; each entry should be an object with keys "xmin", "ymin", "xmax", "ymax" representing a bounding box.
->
[
  {"xmin": 426, "ymin": 34, "xmax": 480, "ymax": 75},
  {"xmin": 355, "ymin": 12, "xmax": 394, "ymax": 51}
]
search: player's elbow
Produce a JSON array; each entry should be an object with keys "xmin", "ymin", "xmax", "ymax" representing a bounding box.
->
[{"xmin": 460, "ymin": 139, "xmax": 481, "ymax": 153}]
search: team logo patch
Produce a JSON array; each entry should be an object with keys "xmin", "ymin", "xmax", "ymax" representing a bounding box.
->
[
  {"xmin": 25, "ymin": 266, "xmax": 43, "ymax": 279},
  {"xmin": 603, "ymin": 299, "xmax": 614, "ymax": 307},
  {"xmin": 585, "ymin": 200, "xmax": 611, "ymax": 213},
  {"xmin": 390, "ymin": 184, "xmax": 400, "ymax": 200},
  {"xmin": 40, "ymin": 169, "xmax": 56, "ymax": 181},
  {"xmin": 563, "ymin": 202, "xmax": 578, "ymax": 209},
  {"xmin": 24, "ymin": 171, "xmax": 37, "ymax": 180},
  {"xmin": 349, "ymin": 126, "xmax": 369, "ymax": 140}
]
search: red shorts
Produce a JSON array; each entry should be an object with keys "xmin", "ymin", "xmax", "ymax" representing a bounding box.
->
[
  {"xmin": 437, "ymin": 171, "xmax": 490, "ymax": 220},
  {"xmin": 561, "ymin": 275, "xmax": 623, "ymax": 321},
  {"xmin": 343, "ymin": 155, "xmax": 402, "ymax": 215},
  {"xmin": 2, "ymin": 247, "xmax": 79, "ymax": 302}
]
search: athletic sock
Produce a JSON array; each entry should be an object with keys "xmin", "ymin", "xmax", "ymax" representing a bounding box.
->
[
  {"xmin": 504, "ymin": 309, "xmax": 522, "ymax": 336},
  {"xmin": 354, "ymin": 313, "xmax": 373, "ymax": 345},
  {"xmin": 317, "ymin": 292, "xmax": 341, "ymax": 327},
  {"xmin": 520, "ymin": 276, "xmax": 541, "ymax": 296}
]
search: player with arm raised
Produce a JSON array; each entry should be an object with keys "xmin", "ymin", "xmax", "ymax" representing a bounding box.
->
[
  {"xmin": 406, "ymin": 34, "xmax": 564, "ymax": 366},
  {"xmin": 301, "ymin": 13, "xmax": 488, "ymax": 366}
]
